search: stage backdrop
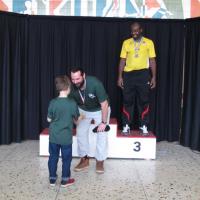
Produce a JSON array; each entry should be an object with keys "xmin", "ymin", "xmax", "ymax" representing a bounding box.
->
[
  {"xmin": 0, "ymin": 0, "xmax": 200, "ymax": 19},
  {"xmin": 0, "ymin": 12, "xmax": 27, "ymax": 143},
  {"xmin": 0, "ymin": 11, "xmax": 184, "ymax": 144},
  {"xmin": 181, "ymin": 18, "xmax": 200, "ymax": 151}
]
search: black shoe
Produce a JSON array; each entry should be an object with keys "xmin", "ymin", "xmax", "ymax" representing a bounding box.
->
[{"xmin": 49, "ymin": 179, "xmax": 56, "ymax": 186}]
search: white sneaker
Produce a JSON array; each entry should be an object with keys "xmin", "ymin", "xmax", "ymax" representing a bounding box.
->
[
  {"xmin": 139, "ymin": 125, "xmax": 149, "ymax": 136},
  {"xmin": 122, "ymin": 124, "xmax": 130, "ymax": 135}
]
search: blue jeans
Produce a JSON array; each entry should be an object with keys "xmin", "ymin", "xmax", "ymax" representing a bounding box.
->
[{"xmin": 48, "ymin": 142, "xmax": 72, "ymax": 181}]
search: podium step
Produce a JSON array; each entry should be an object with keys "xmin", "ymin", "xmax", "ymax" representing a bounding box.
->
[
  {"xmin": 40, "ymin": 118, "xmax": 156, "ymax": 159},
  {"xmin": 117, "ymin": 130, "xmax": 156, "ymax": 138}
]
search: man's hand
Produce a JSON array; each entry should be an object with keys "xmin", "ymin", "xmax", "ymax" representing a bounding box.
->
[
  {"xmin": 117, "ymin": 77, "xmax": 124, "ymax": 89},
  {"xmin": 150, "ymin": 77, "xmax": 156, "ymax": 89},
  {"xmin": 97, "ymin": 122, "xmax": 107, "ymax": 132}
]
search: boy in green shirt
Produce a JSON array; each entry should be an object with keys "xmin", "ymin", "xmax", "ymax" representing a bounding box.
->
[{"xmin": 47, "ymin": 75, "xmax": 80, "ymax": 187}]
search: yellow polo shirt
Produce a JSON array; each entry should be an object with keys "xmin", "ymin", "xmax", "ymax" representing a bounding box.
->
[{"xmin": 120, "ymin": 37, "xmax": 156, "ymax": 72}]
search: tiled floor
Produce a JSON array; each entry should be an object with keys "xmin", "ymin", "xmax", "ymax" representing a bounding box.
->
[{"xmin": 0, "ymin": 141, "xmax": 200, "ymax": 200}]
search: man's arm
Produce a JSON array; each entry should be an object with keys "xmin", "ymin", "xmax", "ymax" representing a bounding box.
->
[
  {"xmin": 117, "ymin": 58, "xmax": 126, "ymax": 88},
  {"xmin": 97, "ymin": 100, "xmax": 109, "ymax": 132},
  {"xmin": 149, "ymin": 58, "xmax": 156, "ymax": 89}
]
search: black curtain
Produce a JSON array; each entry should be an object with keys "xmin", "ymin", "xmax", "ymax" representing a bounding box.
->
[
  {"xmin": 180, "ymin": 18, "xmax": 200, "ymax": 151},
  {"xmin": 142, "ymin": 20, "xmax": 184, "ymax": 141},
  {"xmin": 0, "ymin": 12, "xmax": 27, "ymax": 144},
  {"xmin": 0, "ymin": 11, "xmax": 184, "ymax": 143}
]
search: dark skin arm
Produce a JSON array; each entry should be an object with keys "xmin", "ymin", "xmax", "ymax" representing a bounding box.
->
[
  {"xmin": 149, "ymin": 58, "xmax": 156, "ymax": 89},
  {"xmin": 117, "ymin": 58, "xmax": 126, "ymax": 88}
]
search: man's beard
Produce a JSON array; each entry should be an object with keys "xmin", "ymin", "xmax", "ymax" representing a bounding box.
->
[{"xmin": 74, "ymin": 79, "xmax": 85, "ymax": 89}]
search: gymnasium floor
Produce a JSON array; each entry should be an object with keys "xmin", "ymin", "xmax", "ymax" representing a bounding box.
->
[{"xmin": 0, "ymin": 141, "xmax": 200, "ymax": 200}]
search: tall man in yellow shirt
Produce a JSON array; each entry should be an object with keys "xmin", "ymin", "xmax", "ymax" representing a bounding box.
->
[{"xmin": 117, "ymin": 22, "xmax": 156, "ymax": 136}]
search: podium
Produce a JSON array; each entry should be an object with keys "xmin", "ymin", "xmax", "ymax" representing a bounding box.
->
[{"xmin": 40, "ymin": 118, "xmax": 156, "ymax": 159}]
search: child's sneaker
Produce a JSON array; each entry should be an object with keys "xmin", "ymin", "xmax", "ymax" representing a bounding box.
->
[
  {"xmin": 61, "ymin": 178, "xmax": 75, "ymax": 188},
  {"xmin": 49, "ymin": 179, "xmax": 56, "ymax": 186}
]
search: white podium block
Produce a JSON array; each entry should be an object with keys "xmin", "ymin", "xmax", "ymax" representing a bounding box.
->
[
  {"xmin": 40, "ymin": 119, "xmax": 156, "ymax": 159},
  {"xmin": 108, "ymin": 132, "xmax": 156, "ymax": 159}
]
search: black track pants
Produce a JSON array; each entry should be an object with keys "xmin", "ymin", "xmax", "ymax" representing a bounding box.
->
[{"xmin": 122, "ymin": 69, "xmax": 150, "ymax": 127}]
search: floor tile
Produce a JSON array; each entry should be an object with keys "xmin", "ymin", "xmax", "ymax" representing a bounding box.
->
[{"xmin": 0, "ymin": 141, "xmax": 200, "ymax": 200}]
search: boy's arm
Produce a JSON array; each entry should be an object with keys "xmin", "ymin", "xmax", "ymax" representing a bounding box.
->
[
  {"xmin": 72, "ymin": 102, "xmax": 84, "ymax": 125},
  {"xmin": 47, "ymin": 100, "xmax": 54, "ymax": 123},
  {"xmin": 73, "ymin": 114, "xmax": 85, "ymax": 125}
]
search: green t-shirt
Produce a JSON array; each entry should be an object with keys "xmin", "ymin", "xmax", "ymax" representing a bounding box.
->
[
  {"xmin": 47, "ymin": 97, "xmax": 79, "ymax": 145},
  {"xmin": 70, "ymin": 76, "xmax": 109, "ymax": 112}
]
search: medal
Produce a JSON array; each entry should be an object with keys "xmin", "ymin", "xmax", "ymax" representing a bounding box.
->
[
  {"xmin": 133, "ymin": 37, "xmax": 143, "ymax": 58},
  {"xmin": 78, "ymin": 89, "xmax": 85, "ymax": 104},
  {"xmin": 78, "ymin": 80, "xmax": 87, "ymax": 104}
]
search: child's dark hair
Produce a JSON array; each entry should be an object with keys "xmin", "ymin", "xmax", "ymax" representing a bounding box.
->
[{"xmin": 55, "ymin": 75, "xmax": 71, "ymax": 92}]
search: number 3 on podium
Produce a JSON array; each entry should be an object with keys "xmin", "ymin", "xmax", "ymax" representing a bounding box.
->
[{"xmin": 133, "ymin": 141, "xmax": 141, "ymax": 152}]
